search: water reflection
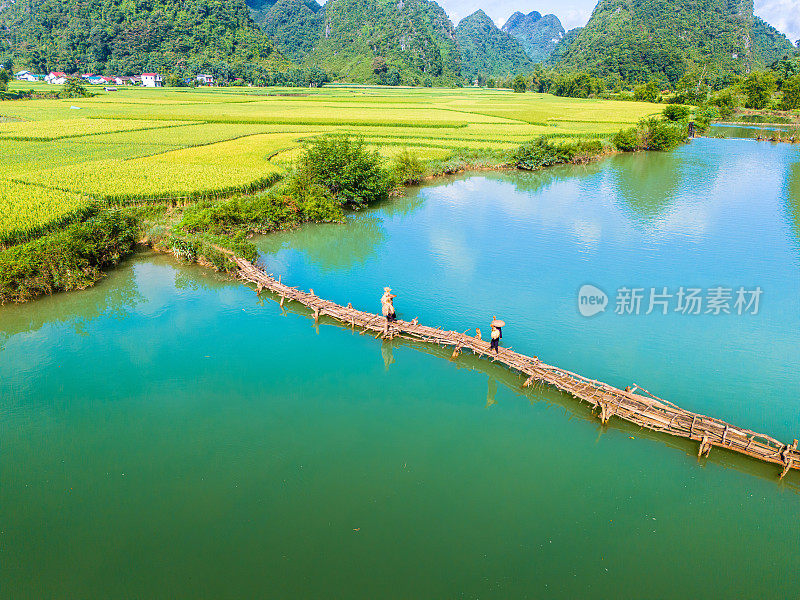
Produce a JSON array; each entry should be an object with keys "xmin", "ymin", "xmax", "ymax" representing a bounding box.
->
[
  {"xmin": 258, "ymin": 216, "xmax": 387, "ymax": 272},
  {"xmin": 485, "ymin": 377, "xmax": 498, "ymax": 408},
  {"xmin": 788, "ymin": 159, "xmax": 800, "ymax": 245},
  {"xmin": 611, "ymin": 151, "xmax": 687, "ymax": 222},
  {"xmin": 381, "ymin": 339, "xmax": 395, "ymax": 369},
  {"xmin": 369, "ymin": 187, "xmax": 426, "ymax": 218},
  {"xmin": 0, "ymin": 254, "xmax": 144, "ymax": 349}
]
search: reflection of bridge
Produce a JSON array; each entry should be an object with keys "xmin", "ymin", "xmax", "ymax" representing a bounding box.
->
[{"xmin": 236, "ymin": 256, "xmax": 799, "ymax": 481}]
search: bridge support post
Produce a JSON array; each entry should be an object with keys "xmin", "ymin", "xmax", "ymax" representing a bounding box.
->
[{"xmin": 698, "ymin": 435, "xmax": 712, "ymax": 458}]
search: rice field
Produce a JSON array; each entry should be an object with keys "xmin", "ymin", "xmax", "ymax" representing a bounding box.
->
[{"xmin": 0, "ymin": 84, "xmax": 660, "ymax": 242}]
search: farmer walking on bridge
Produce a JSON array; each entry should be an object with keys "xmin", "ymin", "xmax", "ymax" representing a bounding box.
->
[
  {"xmin": 381, "ymin": 287, "xmax": 397, "ymax": 333},
  {"xmin": 490, "ymin": 316, "xmax": 504, "ymax": 353}
]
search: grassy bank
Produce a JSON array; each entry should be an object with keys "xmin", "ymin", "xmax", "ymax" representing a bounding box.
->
[{"xmin": 1, "ymin": 86, "xmax": 690, "ymax": 304}]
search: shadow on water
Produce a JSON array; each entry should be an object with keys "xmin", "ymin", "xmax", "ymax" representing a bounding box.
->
[
  {"xmin": 256, "ymin": 216, "xmax": 388, "ymax": 272},
  {"xmin": 610, "ymin": 150, "xmax": 689, "ymax": 223},
  {"xmin": 256, "ymin": 283, "xmax": 800, "ymax": 495},
  {"xmin": 0, "ymin": 251, "xmax": 146, "ymax": 350}
]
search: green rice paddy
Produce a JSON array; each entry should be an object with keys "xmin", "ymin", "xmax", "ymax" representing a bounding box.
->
[{"xmin": 1, "ymin": 84, "xmax": 660, "ymax": 243}]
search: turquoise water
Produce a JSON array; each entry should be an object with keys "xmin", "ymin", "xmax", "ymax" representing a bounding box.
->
[
  {"xmin": 2, "ymin": 138, "xmax": 799, "ymax": 598},
  {"xmin": 709, "ymin": 123, "xmax": 797, "ymax": 139}
]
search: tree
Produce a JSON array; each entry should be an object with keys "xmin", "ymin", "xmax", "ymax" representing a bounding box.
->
[
  {"xmin": 512, "ymin": 74, "xmax": 527, "ymax": 93},
  {"xmin": 676, "ymin": 72, "xmax": 708, "ymax": 105},
  {"xmin": 742, "ymin": 72, "xmax": 776, "ymax": 109},
  {"xmin": 60, "ymin": 77, "xmax": 88, "ymax": 98},
  {"xmin": 372, "ymin": 57, "xmax": 387, "ymax": 74},
  {"xmin": 663, "ymin": 104, "xmax": 690, "ymax": 121},
  {"xmin": 298, "ymin": 135, "xmax": 392, "ymax": 207},
  {"xmin": 780, "ymin": 75, "xmax": 800, "ymax": 110},
  {"xmin": 711, "ymin": 89, "xmax": 738, "ymax": 119},
  {"xmin": 634, "ymin": 80, "xmax": 660, "ymax": 102},
  {"xmin": 164, "ymin": 73, "xmax": 187, "ymax": 87},
  {"xmin": 0, "ymin": 68, "xmax": 10, "ymax": 92}
]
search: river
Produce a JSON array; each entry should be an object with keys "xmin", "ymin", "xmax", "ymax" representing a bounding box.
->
[{"xmin": 2, "ymin": 137, "xmax": 799, "ymax": 598}]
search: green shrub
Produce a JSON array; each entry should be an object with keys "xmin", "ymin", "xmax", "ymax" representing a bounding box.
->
[
  {"xmin": 552, "ymin": 72, "xmax": 602, "ymax": 98},
  {"xmin": 178, "ymin": 185, "xmax": 342, "ymax": 237},
  {"xmin": 513, "ymin": 138, "xmax": 575, "ymax": 170},
  {"xmin": 0, "ymin": 209, "xmax": 137, "ymax": 303},
  {"xmin": 613, "ymin": 118, "xmax": 685, "ymax": 152},
  {"xmin": 0, "ymin": 68, "xmax": 10, "ymax": 92},
  {"xmin": 710, "ymin": 90, "xmax": 737, "ymax": 120},
  {"xmin": 742, "ymin": 72, "xmax": 776, "ymax": 109},
  {"xmin": 513, "ymin": 137, "xmax": 605, "ymax": 170},
  {"xmin": 392, "ymin": 149, "xmax": 425, "ymax": 184},
  {"xmin": 693, "ymin": 105, "xmax": 719, "ymax": 132},
  {"xmin": 298, "ymin": 135, "xmax": 392, "ymax": 207},
  {"xmin": 634, "ymin": 81, "xmax": 660, "ymax": 103},
  {"xmin": 663, "ymin": 104, "xmax": 691, "ymax": 121},
  {"xmin": 780, "ymin": 76, "xmax": 800, "ymax": 111},
  {"xmin": 613, "ymin": 127, "xmax": 639, "ymax": 151},
  {"xmin": 59, "ymin": 77, "xmax": 89, "ymax": 99},
  {"xmin": 641, "ymin": 118, "xmax": 684, "ymax": 150},
  {"xmin": 512, "ymin": 75, "xmax": 527, "ymax": 93}
]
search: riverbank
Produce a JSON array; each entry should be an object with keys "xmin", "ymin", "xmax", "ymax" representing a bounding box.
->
[{"xmin": 0, "ymin": 115, "xmax": 692, "ymax": 305}]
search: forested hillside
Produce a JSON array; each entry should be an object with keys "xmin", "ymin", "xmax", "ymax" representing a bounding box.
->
[
  {"xmin": 556, "ymin": 0, "xmax": 795, "ymax": 84},
  {"xmin": 455, "ymin": 10, "xmax": 533, "ymax": 77},
  {"xmin": 298, "ymin": 0, "xmax": 461, "ymax": 84},
  {"xmin": 248, "ymin": 0, "xmax": 324, "ymax": 61},
  {"xmin": 0, "ymin": 0, "xmax": 287, "ymax": 76},
  {"xmin": 501, "ymin": 11, "xmax": 565, "ymax": 63}
]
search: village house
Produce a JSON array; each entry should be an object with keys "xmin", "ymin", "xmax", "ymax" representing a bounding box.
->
[
  {"xmin": 45, "ymin": 72, "xmax": 68, "ymax": 84},
  {"xmin": 113, "ymin": 76, "xmax": 131, "ymax": 86},
  {"xmin": 129, "ymin": 76, "xmax": 143, "ymax": 85},
  {"xmin": 141, "ymin": 73, "xmax": 163, "ymax": 87},
  {"xmin": 196, "ymin": 74, "xmax": 214, "ymax": 86},
  {"xmin": 16, "ymin": 71, "xmax": 39, "ymax": 82}
]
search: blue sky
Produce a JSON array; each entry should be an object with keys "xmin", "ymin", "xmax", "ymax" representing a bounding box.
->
[{"xmin": 431, "ymin": 0, "xmax": 800, "ymax": 44}]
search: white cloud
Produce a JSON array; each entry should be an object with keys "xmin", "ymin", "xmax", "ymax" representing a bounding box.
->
[{"xmin": 754, "ymin": 0, "xmax": 800, "ymax": 44}]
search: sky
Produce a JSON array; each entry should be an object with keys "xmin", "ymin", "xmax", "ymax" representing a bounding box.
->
[{"xmin": 432, "ymin": 0, "xmax": 800, "ymax": 43}]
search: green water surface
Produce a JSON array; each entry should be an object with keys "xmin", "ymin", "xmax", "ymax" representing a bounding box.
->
[{"xmin": 2, "ymin": 138, "xmax": 799, "ymax": 598}]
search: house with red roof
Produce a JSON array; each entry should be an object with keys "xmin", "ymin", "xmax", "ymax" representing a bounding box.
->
[
  {"xmin": 141, "ymin": 73, "xmax": 163, "ymax": 88},
  {"xmin": 45, "ymin": 72, "xmax": 68, "ymax": 84}
]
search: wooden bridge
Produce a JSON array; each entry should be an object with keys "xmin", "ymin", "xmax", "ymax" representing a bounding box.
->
[{"xmin": 235, "ymin": 257, "xmax": 799, "ymax": 480}]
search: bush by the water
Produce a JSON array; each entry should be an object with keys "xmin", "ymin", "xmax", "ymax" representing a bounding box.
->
[
  {"xmin": 298, "ymin": 135, "xmax": 392, "ymax": 207},
  {"xmin": 178, "ymin": 185, "xmax": 343, "ymax": 237},
  {"xmin": 513, "ymin": 137, "xmax": 604, "ymax": 170},
  {"xmin": 0, "ymin": 209, "xmax": 136, "ymax": 303},
  {"xmin": 392, "ymin": 149, "xmax": 425, "ymax": 184},
  {"xmin": 613, "ymin": 118, "xmax": 686, "ymax": 152},
  {"xmin": 663, "ymin": 104, "xmax": 691, "ymax": 121}
]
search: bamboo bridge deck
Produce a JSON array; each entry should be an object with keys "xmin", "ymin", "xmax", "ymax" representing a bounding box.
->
[{"xmin": 235, "ymin": 257, "xmax": 799, "ymax": 480}]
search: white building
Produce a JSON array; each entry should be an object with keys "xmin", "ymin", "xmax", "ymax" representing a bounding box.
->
[
  {"xmin": 141, "ymin": 73, "xmax": 163, "ymax": 87},
  {"xmin": 16, "ymin": 70, "xmax": 38, "ymax": 82},
  {"xmin": 45, "ymin": 72, "xmax": 68, "ymax": 84},
  {"xmin": 196, "ymin": 74, "xmax": 214, "ymax": 86}
]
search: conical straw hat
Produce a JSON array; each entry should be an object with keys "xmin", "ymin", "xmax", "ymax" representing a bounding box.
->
[{"xmin": 491, "ymin": 316, "xmax": 505, "ymax": 328}]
